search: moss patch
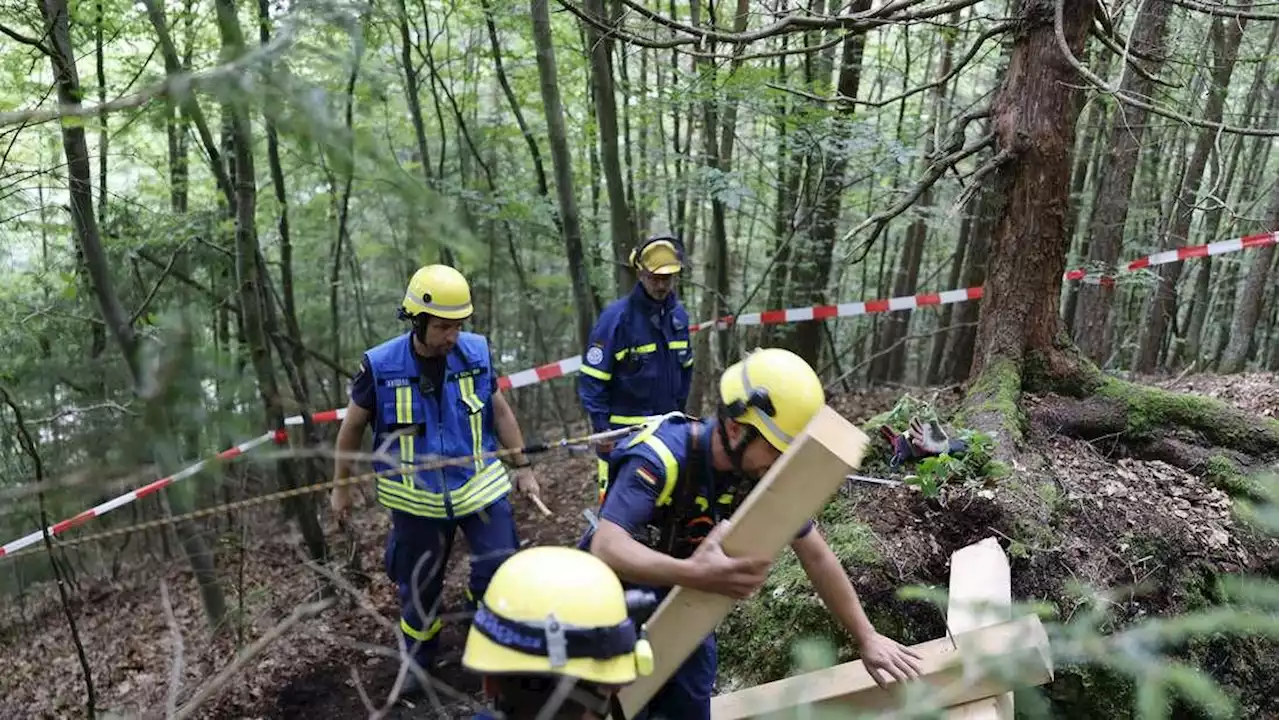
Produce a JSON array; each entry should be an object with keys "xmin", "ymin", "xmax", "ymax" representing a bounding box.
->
[
  {"xmin": 955, "ymin": 358, "xmax": 1025, "ymax": 444},
  {"xmin": 1094, "ymin": 378, "xmax": 1278, "ymax": 456}
]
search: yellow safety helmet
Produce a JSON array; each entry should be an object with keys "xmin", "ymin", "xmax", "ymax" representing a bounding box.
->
[
  {"xmin": 400, "ymin": 264, "xmax": 474, "ymax": 320},
  {"xmin": 628, "ymin": 234, "xmax": 684, "ymax": 275},
  {"xmin": 461, "ymin": 546, "xmax": 655, "ymax": 686},
  {"xmin": 719, "ymin": 347, "xmax": 825, "ymax": 453}
]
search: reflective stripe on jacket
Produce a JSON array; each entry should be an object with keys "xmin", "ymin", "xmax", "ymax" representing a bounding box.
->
[{"xmin": 366, "ymin": 331, "xmax": 510, "ymax": 519}]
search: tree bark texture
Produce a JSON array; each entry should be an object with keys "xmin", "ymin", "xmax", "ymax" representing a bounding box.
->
[{"xmin": 969, "ymin": 0, "xmax": 1094, "ymax": 381}]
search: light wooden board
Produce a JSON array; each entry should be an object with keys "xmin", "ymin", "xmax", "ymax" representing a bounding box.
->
[
  {"xmin": 945, "ymin": 537, "xmax": 1015, "ymax": 719},
  {"xmin": 708, "ymin": 614, "xmax": 1053, "ymax": 719},
  {"xmin": 616, "ymin": 405, "xmax": 871, "ymax": 717}
]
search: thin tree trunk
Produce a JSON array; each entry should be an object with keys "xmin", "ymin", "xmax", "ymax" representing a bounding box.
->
[
  {"xmin": 1133, "ymin": 17, "xmax": 1247, "ymax": 374},
  {"xmin": 531, "ymin": 0, "xmax": 600, "ymax": 347},
  {"xmin": 1071, "ymin": 0, "xmax": 1172, "ymax": 362},
  {"xmin": 1221, "ymin": 188, "xmax": 1280, "ymax": 373},
  {"xmin": 583, "ymin": 0, "xmax": 635, "ymax": 294},
  {"xmin": 213, "ymin": 0, "xmax": 328, "ymax": 565}
]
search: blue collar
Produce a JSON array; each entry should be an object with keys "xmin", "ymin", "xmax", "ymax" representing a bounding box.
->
[{"xmin": 630, "ymin": 282, "xmax": 676, "ymax": 313}]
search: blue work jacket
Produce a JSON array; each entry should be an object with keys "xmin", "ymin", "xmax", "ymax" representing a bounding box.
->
[
  {"xmin": 577, "ymin": 283, "xmax": 694, "ymax": 433},
  {"xmin": 578, "ymin": 413, "xmax": 814, "ymax": 562},
  {"xmin": 365, "ymin": 331, "xmax": 510, "ymax": 520}
]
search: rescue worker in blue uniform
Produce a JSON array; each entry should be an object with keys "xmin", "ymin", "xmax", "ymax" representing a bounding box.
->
[
  {"xmin": 579, "ymin": 348, "xmax": 923, "ymax": 720},
  {"xmin": 578, "ymin": 234, "xmax": 694, "ymax": 504},
  {"xmin": 461, "ymin": 546, "xmax": 657, "ymax": 719},
  {"xmin": 330, "ymin": 264, "xmax": 545, "ymax": 698}
]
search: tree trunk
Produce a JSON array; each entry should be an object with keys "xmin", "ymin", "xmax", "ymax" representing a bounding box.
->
[
  {"xmin": 40, "ymin": 0, "xmax": 146, "ymax": 394},
  {"xmin": 257, "ymin": 0, "xmax": 309, "ymax": 393},
  {"xmin": 1071, "ymin": 0, "xmax": 1172, "ymax": 363},
  {"xmin": 965, "ymin": 0, "xmax": 1095, "ymax": 433},
  {"xmin": 213, "ymin": 0, "xmax": 327, "ymax": 564},
  {"xmin": 531, "ymin": 0, "xmax": 600, "ymax": 348},
  {"xmin": 1221, "ymin": 190, "xmax": 1280, "ymax": 373},
  {"xmin": 1132, "ymin": 17, "xmax": 1247, "ymax": 374},
  {"xmin": 582, "ymin": 0, "xmax": 635, "ymax": 294}
]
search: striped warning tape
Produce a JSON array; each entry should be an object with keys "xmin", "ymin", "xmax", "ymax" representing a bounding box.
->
[
  {"xmin": 2, "ymin": 230, "xmax": 1273, "ymax": 556},
  {"xmin": 0, "ymin": 432, "xmax": 281, "ymax": 558},
  {"xmin": 1061, "ymin": 232, "xmax": 1277, "ymax": 285}
]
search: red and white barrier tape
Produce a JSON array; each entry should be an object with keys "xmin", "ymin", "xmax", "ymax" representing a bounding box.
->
[
  {"xmin": 1062, "ymin": 232, "xmax": 1277, "ymax": 285},
  {"xmin": 0, "ymin": 432, "xmax": 281, "ymax": 558},
  {"xmin": 3, "ymin": 230, "xmax": 1273, "ymax": 559}
]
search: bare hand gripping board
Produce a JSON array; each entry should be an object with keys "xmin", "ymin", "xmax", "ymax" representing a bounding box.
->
[
  {"xmin": 616, "ymin": 405, "xmax": 871, "ymax": 718},
  {"xmin": 708, "ymin": 614, "xmax": 1053, "ymax": 719}
]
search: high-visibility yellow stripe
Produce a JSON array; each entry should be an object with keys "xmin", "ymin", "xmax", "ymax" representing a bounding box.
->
[
  {"xmin": 396, "ymin": 386, "xmax": 415, "ymax": 487},
  {"xmin": 459, "ymin": 376, "xmax": 485, "ymax": 472},
  {"xmin": 614, "ymin": 343, "xmax": 658, "ymax": 361},
  {"xmin": 642, "ymin": 436, "xmax": 679, "ymax": 507},
  {"xmin": 609, "ymin": 414, "xmax": 657, "ymax": 425},
  {"xmin": 401, "ymin": 616, "xmax": 442, "ymax": 642},
  {"xmin": 581, "ymin": 365, "xmax": 612, "ymax": 381},
  {"xmin": 717, "ymin": 493, "xmax": 734, "ymax": 504},
  {"xmin": 669, "ymin": 340, "xmax": 689, "ymax": 349},
  {"xmin": 694, "ymin": 495, "xmax": 708, "ymax": 511}
]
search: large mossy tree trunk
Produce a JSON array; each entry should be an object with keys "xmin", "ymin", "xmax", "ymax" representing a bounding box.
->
[{"xmin": 960, "ymin": 0, "xmax": 1277, "ymax": 497}]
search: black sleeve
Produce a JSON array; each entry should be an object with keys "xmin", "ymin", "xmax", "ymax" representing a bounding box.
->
[{"xmin": 349, "ymin": 357, "xmax": 376, "ymax": 411}]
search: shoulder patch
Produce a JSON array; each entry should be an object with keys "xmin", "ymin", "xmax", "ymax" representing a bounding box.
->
[{"xmin": 585, "ymin": 344, "xmax": 605, "ymax": 366}]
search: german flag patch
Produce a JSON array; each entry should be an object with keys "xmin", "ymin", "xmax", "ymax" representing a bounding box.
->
[{"xmin": 636, "ymin": 467, "xmax": 660, "ymax": 487}]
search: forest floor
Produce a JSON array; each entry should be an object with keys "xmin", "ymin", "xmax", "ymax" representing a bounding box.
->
[{"xmin": 0, "ymin": 372, "xmax": 1275, "ymax": 720}]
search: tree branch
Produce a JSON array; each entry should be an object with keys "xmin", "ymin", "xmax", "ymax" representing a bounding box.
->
[
  {"xmin": 1163, "ymin": 0, "xmax": 1277, "ymax": 20},
  {"xmin": 841, "ymin": 110, "xmax": 995, "ymax": 260},
  {"xmin": 1055, "ymin": 0, "xmax": 1277, "ymax": 137},
  {"xmin": 0, "ymin": 12, "xmax": 298, "ymax": 130},
  {"xmin": 768, "ymin": 21, "xmax": 1009, "ymax": 108},
  {"xmin": 129, "ymin": 241, "xmax": 188, "ymax": 325},
  {"xmin": 1089, "ymin": 21, "xmax": 1179, "ymax": 89},
  {"xmin": 0, "ymin": 386, "xmax": 96, "ymax": 718},
  {"xmin": 172, "ymin": 597, "xmax": 335, "ymax": 720},
  {"xmin": 557, "ymin": 0, "xmax": 983, "ymax": 49},
  {"xmin": 0, "ymin": 22, "xmax": 52, "ymax": 56}
]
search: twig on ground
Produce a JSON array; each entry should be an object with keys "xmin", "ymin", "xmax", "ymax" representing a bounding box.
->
[
  {"xmin": 172, "ymin": 596, "xmax": 335, "ymax": 720},
  {"xmin": 160, "ymin": 578, "xmax": 185, "ymax": 717}
]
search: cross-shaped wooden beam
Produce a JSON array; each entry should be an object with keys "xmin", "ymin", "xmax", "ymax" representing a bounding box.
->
[{"xmin": 707, "ymin": 538, "xmax": 1052, "ymax": 718}]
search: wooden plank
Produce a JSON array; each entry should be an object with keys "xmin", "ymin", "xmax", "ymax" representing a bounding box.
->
[
  {"xmin": 945, "ymin": 537, "xmax": 1015, "ymax": 719},
  {"xmin": 708, "ymin": 614, "xmax": 1053, "ymax": 720},
  {"xmin": 616, "ymin": 405, "xmax": 871, "ymax": 718}
]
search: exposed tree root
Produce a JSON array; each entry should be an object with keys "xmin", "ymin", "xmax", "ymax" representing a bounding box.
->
[{"xmin": 961, "ymin": 340, "xmax": 1277, "ymax": 506}]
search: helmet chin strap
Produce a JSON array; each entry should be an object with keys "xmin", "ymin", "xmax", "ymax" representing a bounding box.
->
[{"xmin": 716, "ymin": 415, "xmax": 755, "ymax": 479}]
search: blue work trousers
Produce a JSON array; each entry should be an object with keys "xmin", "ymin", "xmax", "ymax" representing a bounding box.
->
[{"xmin": 384, "ymin": 496, "xmax": 521, "ymax": 670}]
